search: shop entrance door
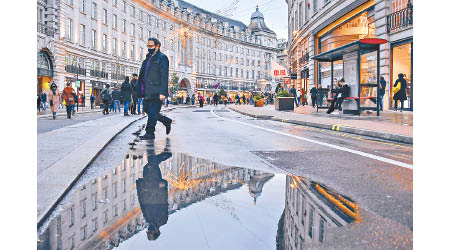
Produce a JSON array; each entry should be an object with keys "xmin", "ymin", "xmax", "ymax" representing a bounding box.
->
[
  {"xmin": 300, "ymin": 69, "xmax": 309, "ymax": 93},
  {"xmin": 391, "ymin": 41, "xmax": 413, "ymax": 110}
]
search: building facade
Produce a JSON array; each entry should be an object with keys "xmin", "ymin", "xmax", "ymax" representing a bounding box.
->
[
  {"xmin": 286, "ymin": 0, "xmax": 413, "ymax": 110},
  {"xmin": 37, "ymin": 0, "xmax": 278, "ymax": 106}
]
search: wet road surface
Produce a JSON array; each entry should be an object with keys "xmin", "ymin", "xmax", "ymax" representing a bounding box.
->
[{"xmin": 38, "ymin": 105, "xmax": 413, "ymax": 250}]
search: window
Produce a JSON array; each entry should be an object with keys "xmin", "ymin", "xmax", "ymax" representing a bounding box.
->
[
  {"xmin": 80, "ymin": 24, "xmax": 86, "ymax": 46},
  {"xmin": 131, "ymin": 5, "xmax": 135, "ymax": 17},
  {"xmin": 123, "ymin": 199, "xmax": 126, "ymax": 211},
  {"xmin": 319, "ymin": 216, "xmax": 326, "ymax": 243},
  {"xmin": 92, "ymin": 218, "xmax": 98, "ymax": 232},
  {"xmin": 92, "ymin": 193, "xmax": 97, "ymax": 211},
  {"xmin": 67, "ymin": 0, "xmax": 73, "ymax": 7},
  {"xmin": 131, "ymin": 45, "xmax": 135, "ymax": 60},
  {"xmin": 102, "ymin": 34, "xmax": 107, "ymax": 52},
  {"xmin": 122, "ymin": 41, "xmax": 126, "ymax": 58},
  {"xmin": 305, "ymin": 0, "xmax": 309, "ymax": 20},
  {"xmin": 67, "ymin": 18, "xmax": 72, "ymax": 41},
  {"xmin": 131, "ymin": 23, "xmax": 135, "ymax": 36},
  {"xmin": 81, "ymin": 199, "xmax": 86, "ymax": 218},
  {"xmin": 308, "ymin": 206, "xmax": 314, "ymax": 238},
  {"xmin": 139, "ymin": 47, "xmax": 143, "ymax": 61},
  {"xmin": 122, "ymin": 19, "xmax": 126, "ymax": 32},
  {"xmin": 113, "ymin": 0, "xmax": 118, "ymax": 7},
  {"xmin": 91, "ymin": 29, "xmax": 97, "ymax": 49},
  {"xmin": 122, "ymin": 0, "xmax": 126, "ymax": 12},
  {"xmin": 80, "ymin": 0, "xmax": 86, "ymax": 12},
  {"xmin": 81, "ymin": 226, "xmax": 87, "ymax": 240},
  {"xmin": 103, "ymin": 211, "xmax": 108, "ymax": 224},
  {"xmin": 148, "ymin": 30, "xmax": 151, "ymax": 39},
  {"xmin": 69, "ymin": 206, "xmax": 74, "ymax": 227},
  {"xmin": 92, "ymin": 2, "xmax": 97, "ymax": 19},
  {"xmin": 103, "ymin": 9, "xmax": 107, "ymax": 24},
  {"xmin": 392, "ymin": 0, "xmax": 409, "ymax": 12},
  {"xmin": 122, "ymin": 179, "xmax": 126, "ymax": 193},
  {"xmin": 114, "ymin": 205, "xmax": 118, "ymax": 216},
  {"xmin": 69, "ymin": 236, "xmax": 75, "ymax": 249},
  {"xmin": 147, "ymin": 14, "xmax": 151, "ymax": 25},
  {"xmin": 139, "ymin": 27, "xmax": 143, "ymax": 39},
  {"xmin": 113, "ymin": 14, "xmax": 117, "ymax": 29},
  {"xmin": 140, "ymin": 10, "xmax": 143, "ymax": 21}
]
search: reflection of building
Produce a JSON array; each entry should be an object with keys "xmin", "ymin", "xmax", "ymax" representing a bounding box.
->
[
  {"xmin": 38, "ymin": 152, "xmax": 273, "ymax": 250},
  {"xmin": 286, "ymin": 0, "xmax": 413, "ymax": 111},
  {"xmin": 277, "ymin": 176, "xmax": 359, "ymax": 249},
  {"xmin": 37, "ymin": 0, "xmax": 277, "ymax": 105}
]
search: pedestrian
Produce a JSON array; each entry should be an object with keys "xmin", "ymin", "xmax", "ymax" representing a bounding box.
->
[
  {"xmin": 296, "ymin": 88, "xmax": 301, "ymax": 107},
  {"xmin": 327, "ymin": 78, "xmax": 349, "ymax": 114},
  {"xmin": 235, "ymin": 94, "xmax": 240, "ymax": 105},
  {"xmin": 289, "ymin": 85, "xmax": 298, "ymax": 107},
  {"xmin": 121, "ymin": 76, "xmax": 132, "ymax": 116},
  {"xmin": 191, "ymin": 93, "xmax": 195, "ymax": 105},
  {"xmin": 186, "ymin": 95, "xmax": 190, "ymax": 105},
  {"xmin": 242, "ymin": 94, "xmax": 246, "ymax": 105},
  {"xmin": 275, "ymin": 83, "xmax": 282, "ymax": 95},
  {"xmin": 37, "ymin": 94, "xmax": 42, "ymax": 115},
  {"xmin": 130, "ymin": 73, "xmax": 139, "ymax": 115},
  {"xmin": 62, "ymin": 82, "xmax": 75, "ymax": 119},
  {"xmin": 317, "ymin": 85, "xmax": 325, "ymax": 107},
  {"xmin": 101, "ymin": 84, "xmax": 112, "ymax": 115},
  {"xmin": 393, "ymin": 73, "xmax": 407, "ymax": 112},
  {"xmin": 137, "ymin": 37, "xmax": 172, "ymax": 140},
  {"xmin": 48, "ymin": 82, "xmax": 60, "ymax": 119},
  {"xmin": 73, "ymin": 92, "xmax": 79, "ymax": 114},
  {"xmin": 213, "ymin": 93, "xmax": 219, "ymax": 106},
  {"xmin": 41, "ymin": 91, "xmax": 47, "ymax": 111},
  {"xmin": 112, "ymin": 87, "xmax": 121, "ymax": 112},
  {"xmin": 310, "ymin": 85, "xmax": 318, "ymax": 108},
  {"xmin": 81, "ymin": 93, "xmax": 85, "ymax": 108},
  {"xmin": 379, "ymin": 76, "xmax": 386, "ymax": 111},
  {"xmin": 300, "ymin": 88, "xmax": 307, "ymax": 106},
  {"xmin": 90, "ymin": 93, "xmax": 96, "ymax": 109},
  {"xmin": 198, "ymin": 94, "xmax": 204, "ymax": 108}
]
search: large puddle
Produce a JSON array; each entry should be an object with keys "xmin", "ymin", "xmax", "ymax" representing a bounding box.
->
[{"xmin": 37, "ymin": 139, "xmax": 361, "ymax": 250}]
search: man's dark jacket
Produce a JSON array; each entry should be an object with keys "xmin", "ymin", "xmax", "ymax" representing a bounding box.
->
[
  {"xmin": 120, "ymin": 81, "xmax": 132, "ymax": 103},
  {"xmin": 137, "ymin": 50, "xmax": 169, "ymax": 100},
  {"xmin": 130, "ymin": 78, "xmax": 139, "ymax": 99}
]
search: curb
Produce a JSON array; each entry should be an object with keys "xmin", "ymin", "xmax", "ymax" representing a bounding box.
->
[
  {"xmin": 38, "ymin": 109, "xmax": 103, "ymax": 118},
  {"xmin": 229, "ymin": 107, "xmax": 413, "ymax": 145},
  {"xmin": 37, "ymin": 115, "xmax": 146, "ymax": 229},
  {"xmin": 37, "ymin": 104, "xmax": 190, "ymax": 228}
]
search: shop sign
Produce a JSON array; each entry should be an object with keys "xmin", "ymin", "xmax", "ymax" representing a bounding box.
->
[{"xmin": 75, "ymin": 81, "xmax": 80, "ymax": 88}]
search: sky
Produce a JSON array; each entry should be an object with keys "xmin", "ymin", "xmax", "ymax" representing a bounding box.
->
[{"xmin": 181, "ymin": 0, "xmax": 288, "ymax": 40}]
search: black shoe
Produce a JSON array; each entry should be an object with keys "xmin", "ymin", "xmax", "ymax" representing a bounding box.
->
[
  {"xmin": 124, "ymin": 112, "xmax": 130, "ymax": 116},
  {"xmin": 139, "ymin": 133, "xmax": 155, "ymax": 140},
  {"xmin": 53, "ymin": 115, "xmax": 56, "ymax": 119},
  {"xmin": 165, "ymin": 119, "xmax": 172, "ymax": 135}
]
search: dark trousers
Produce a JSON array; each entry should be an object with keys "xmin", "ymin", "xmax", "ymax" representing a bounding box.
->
[
  {"xmin": 394, "ymin": 100, "xmax": 404, "ymax": 110},
  {"xmin": 131, "ymin": 98, "xmax": 137, "ymax": 114},
  {"xmin": 327, "ymin": 97, "xmax": 344, "ymax": 114},
  {"xmin": 311, "ymin": 97, "xmax": 317, "ymax": 107},
  {"xmin": 103, "ymin": 102, "xmax": 110, "ymax": 114},
  {"xmin": 66, "ymin": 104, "xmax": 73, "ymax": 118},
  {"xmin": 144, "ymin": 99, "xmax": 172, "ymax": 135},
  {"xmin": 199, "ymin": 100, "xmax": 204, "ymax": 107}
]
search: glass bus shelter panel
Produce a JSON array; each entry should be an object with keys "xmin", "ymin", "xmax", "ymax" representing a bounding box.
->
[
  {"xmin": 342, "ymin": 52, "xmax": 359, "ymax": 112},
  {"xmin": 360, "ymin": 51, "xmax": 378, "ymax": 108}
]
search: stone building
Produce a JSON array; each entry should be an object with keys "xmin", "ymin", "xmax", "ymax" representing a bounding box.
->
[
  {"xmin": 285, "ymin": 0, "xmax": 413, "ymax": 110},
  {"xmin": 37, "ymin": 0, "xmax": 278, "ymax": 106}
]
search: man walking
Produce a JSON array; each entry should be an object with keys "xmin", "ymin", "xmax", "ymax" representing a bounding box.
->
[
  {"xmin": 41, "ymin": 91, "xmax": 47, "ymax": 111},
  {"xmin": 310, "ymin": 85, "xmax": 318, "ymax": 108},
  {"xmin": 130, "ymin": 73, "xmax": 139, "ymax": 115},
  {"xmin": 379, "ymin": 76, "xmax": 386, "ymax": 111},
  {"xmin": 90, "ymin": 93, "xmax": 96, "ymax": 109},
  {"xmin": 137, "ymin": 38, "xmax": 172, "ymax": 140}
]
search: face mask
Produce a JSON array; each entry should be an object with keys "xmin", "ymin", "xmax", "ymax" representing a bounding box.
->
[{"xmin": 148, "ymin": 48, "xmax": 156, "ymax": 54}]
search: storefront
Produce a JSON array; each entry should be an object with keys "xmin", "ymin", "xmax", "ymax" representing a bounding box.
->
[
  {"xmin": 91, "ymin": 80, "xmax": 106, "ymax": 105},
  {"xmin": 391, "ymin": 39, "xmax": 413, "ymax": 110},
  {"xmin": 315, "ymin": 0, "xmax": 375, "ymax": 88},
  {"xmin": 37, "ymin": 50, "xmax": 53, "ymax": 94}
]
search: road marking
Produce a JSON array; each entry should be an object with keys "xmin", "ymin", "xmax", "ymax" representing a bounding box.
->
[{"xmin": 211, "ymin": 108, "xmax": 413, "ymax": 170}]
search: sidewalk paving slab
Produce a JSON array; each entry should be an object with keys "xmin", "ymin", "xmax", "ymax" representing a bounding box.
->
[{"xmin": 228, "ymin": 104, "xmax": 413, "ymax": 144}]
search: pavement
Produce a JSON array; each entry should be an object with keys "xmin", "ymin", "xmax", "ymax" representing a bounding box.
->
[
  {"xmin": 228, "ymin": 104, "xmax": 413, "ymax": 144},
  {"xmin": 37, "ymin": 104, "xmax": 194, "ymax": 227}
]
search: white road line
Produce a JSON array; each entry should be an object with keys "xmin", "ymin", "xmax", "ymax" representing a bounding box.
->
[{"xmin": 210, "ymin": 108, "xmax": 413, "ymax": 170}]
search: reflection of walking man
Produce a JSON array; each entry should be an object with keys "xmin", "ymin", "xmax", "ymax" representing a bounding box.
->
[
  {"xmin": 138, "ymin": 38, "xmax": 172, "ymax": 140},
  {"xmin": 136, "ymin": 139, "xmax": 172, "ymax": 241}
]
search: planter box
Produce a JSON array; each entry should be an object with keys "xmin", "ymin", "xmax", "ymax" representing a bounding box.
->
[
  {"xmin": 254, "ymin": 99, "xmax": 264, "ymax": 107},
  {"xmin": 275, "ymin": 97, "xmax": 295, "ymax": 111}
]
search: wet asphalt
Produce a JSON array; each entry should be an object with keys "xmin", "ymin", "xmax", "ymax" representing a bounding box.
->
[{"xmin": 37, "ymin": 104, "xmax": 413, "ymax": 250}]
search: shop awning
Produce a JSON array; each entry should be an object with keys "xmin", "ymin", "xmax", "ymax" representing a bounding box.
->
[{"xmin": 311, "ymin": 38, "xmax": 387, "ymax": 62}]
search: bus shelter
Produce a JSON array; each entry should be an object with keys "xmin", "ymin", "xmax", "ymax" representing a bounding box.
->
[{"xmin": 312, "ymin": 38, "xmax": 387, "ymax": 116}]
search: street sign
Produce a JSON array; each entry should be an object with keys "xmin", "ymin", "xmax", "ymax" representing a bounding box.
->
[{"xmin": 75, "ymin": 81, "xmax": 81, "ymax": 88}]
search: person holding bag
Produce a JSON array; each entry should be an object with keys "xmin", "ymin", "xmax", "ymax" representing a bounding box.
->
[
  {"xmin": 48, "ymin": 82, "xmax": 60, "ymax": 119},
  {"xmin": 62, "ymin": 82, "xmax": 75, "ymax": 119},
  {"xmin": 393, "ymin": 73, "xmax": 407, "ymax": 112}
]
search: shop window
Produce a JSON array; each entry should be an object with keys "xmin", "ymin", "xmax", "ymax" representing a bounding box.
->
[
  {"xmin": 392, "ymin": 42, "xmax": 412, "ymax": 109},
  {"xmin": 319, "ymin": 10, "xmax": 375, "ymax": 53}
]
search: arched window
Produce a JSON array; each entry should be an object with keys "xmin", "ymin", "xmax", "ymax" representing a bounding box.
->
[{"xmin": 37, "ymin": 51, "xmax": 51, "ymax": 70}]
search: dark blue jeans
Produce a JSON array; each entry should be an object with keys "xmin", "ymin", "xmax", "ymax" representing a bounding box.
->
[{"xmin": 144, "ymin": 99, "xmax": 171, "ymax": 135}]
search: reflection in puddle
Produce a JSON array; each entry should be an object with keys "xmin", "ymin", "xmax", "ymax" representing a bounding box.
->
[
  {"xmin": 276, "ymin": 176, "xmax": 360, "ymax": 250},
  {"xmin": 38, "ymin": 140, "xmax": 359, "ymax": 250}
]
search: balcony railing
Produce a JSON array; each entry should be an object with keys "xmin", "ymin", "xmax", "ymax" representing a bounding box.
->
[
  {"xmin": 65, "ymin": 65, "xmax": 87, "ymax": 76},
  {"xmin": 387, "ymin": 5, "xmax": 413, "ymax": 33},
  {"xmin": 90, "ymin": 70, "xmax": 108, "ymax": 79},
  {"xmin": 37, "ymin": 22, "xmax": 56, "ymax": 37}
]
